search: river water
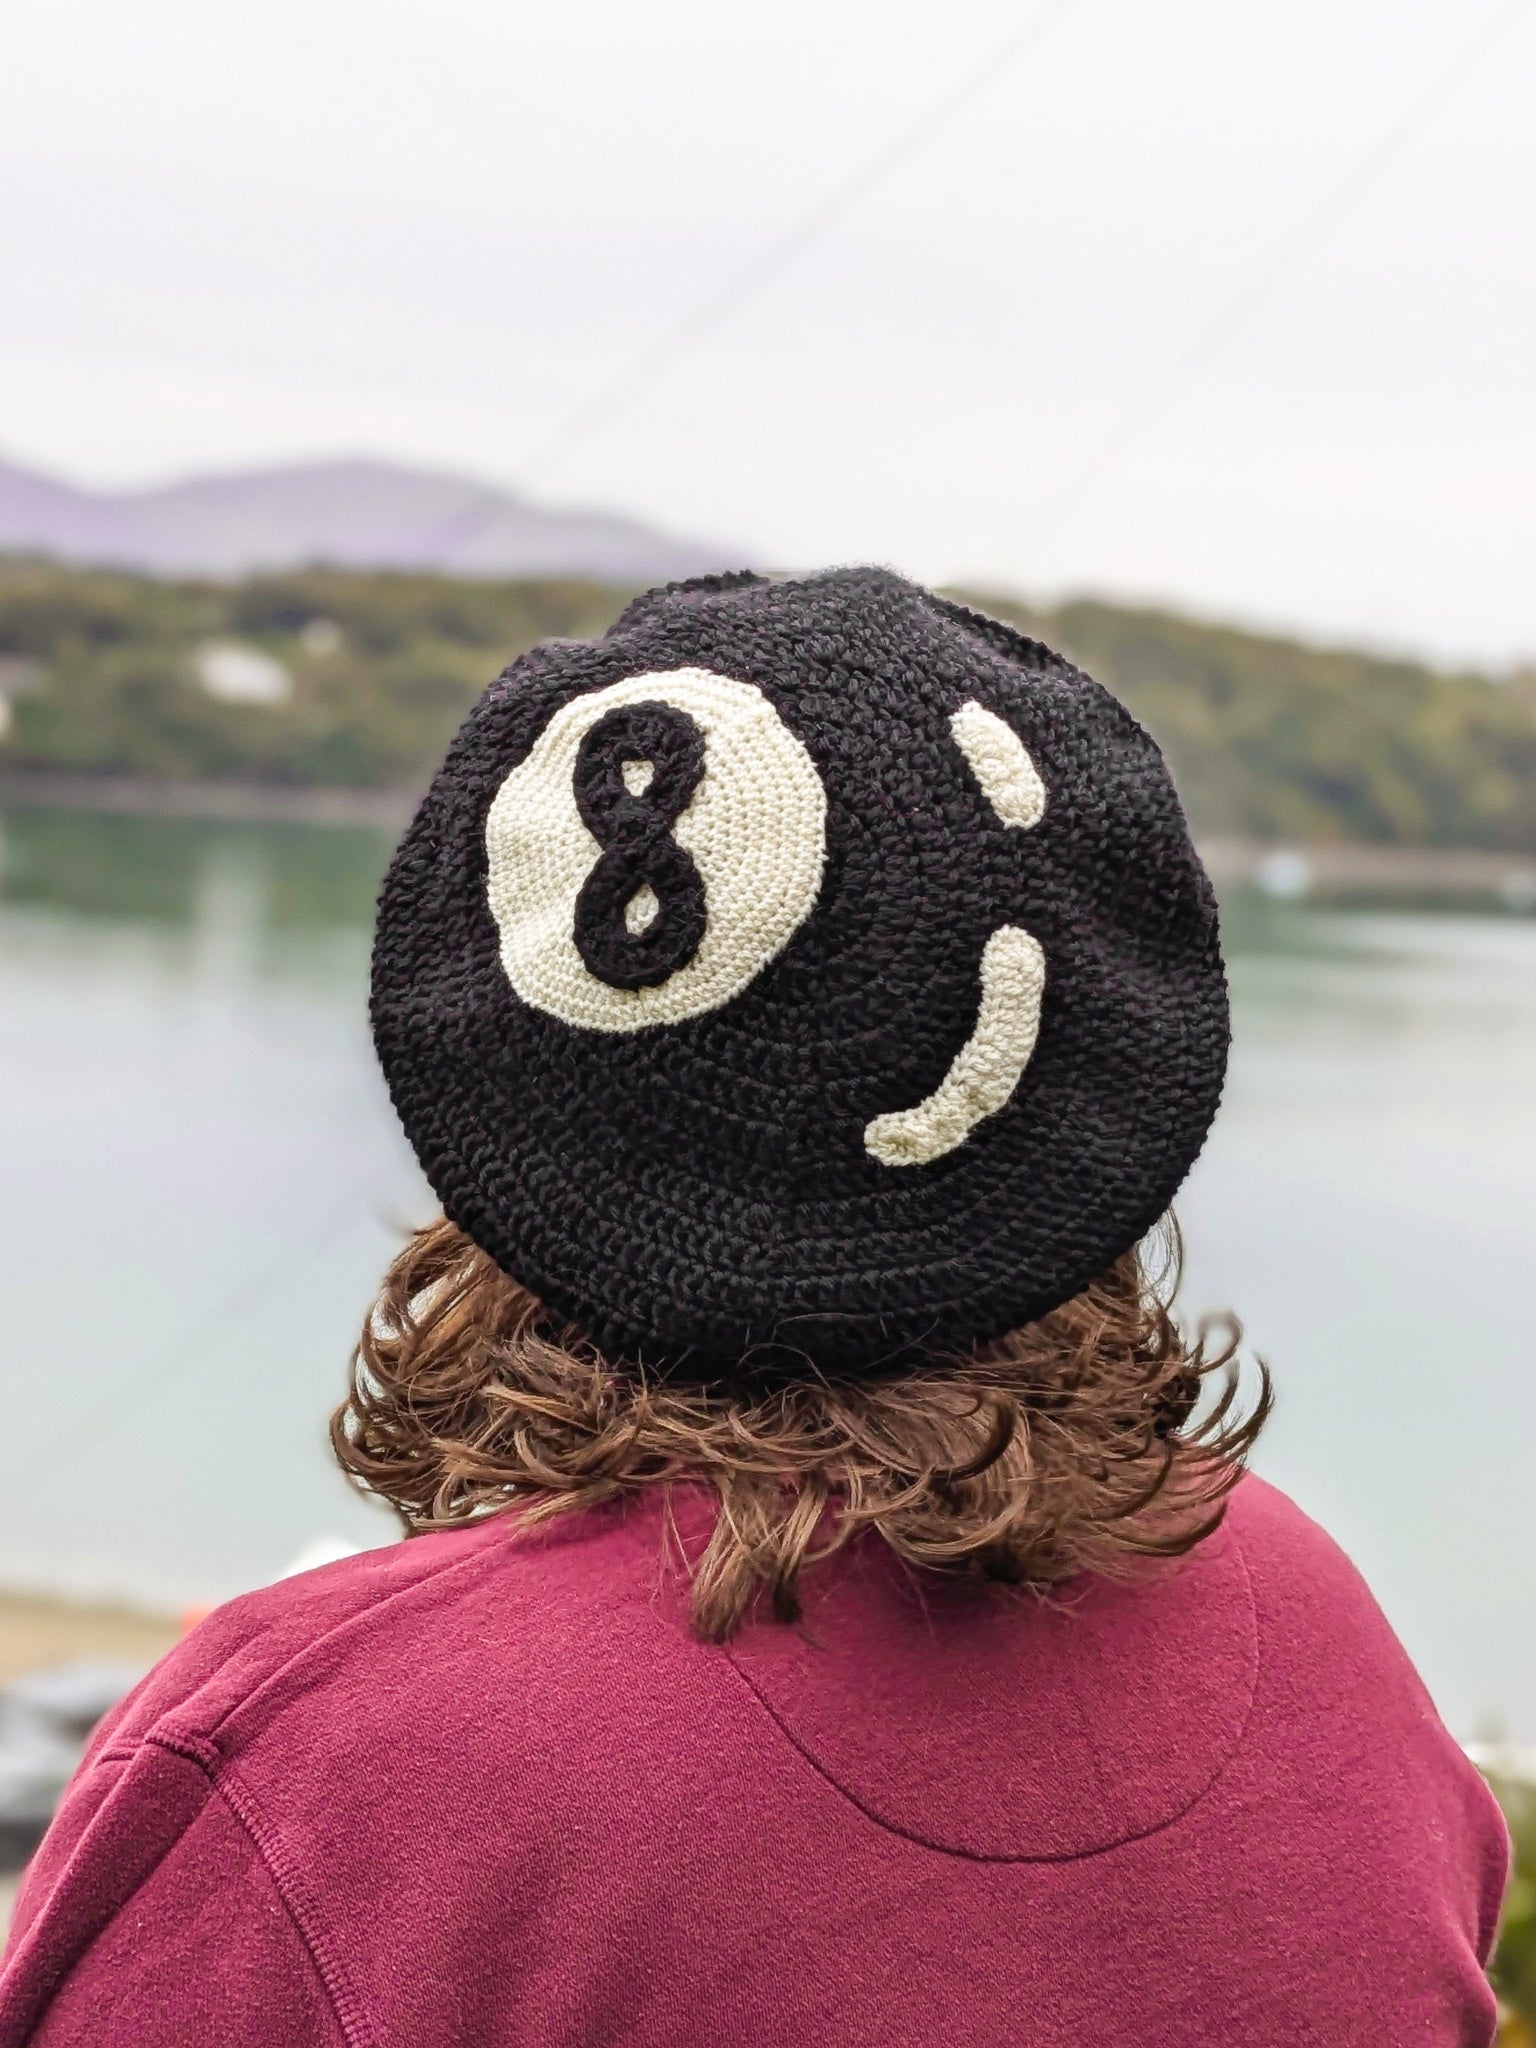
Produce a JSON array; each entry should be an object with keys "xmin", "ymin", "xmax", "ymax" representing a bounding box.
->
[{"xmin": 1, "ymin": 804, "xmax": 1533, "ymax": 1737}]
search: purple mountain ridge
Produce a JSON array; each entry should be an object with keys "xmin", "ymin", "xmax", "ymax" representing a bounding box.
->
[{"xmin": 0, "ymin": 454, "xmax": 741, "ymax": 584}]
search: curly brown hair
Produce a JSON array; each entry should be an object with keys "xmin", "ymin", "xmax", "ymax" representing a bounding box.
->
[{"xmin": 332, "ymin": 1216, "xmax": 1270, "ymax": 1643}]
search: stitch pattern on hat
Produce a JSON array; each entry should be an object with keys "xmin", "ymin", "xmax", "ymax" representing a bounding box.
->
[{"xmin": 484, "ymin": 666, "xmax": 827, "ymax": 1033}]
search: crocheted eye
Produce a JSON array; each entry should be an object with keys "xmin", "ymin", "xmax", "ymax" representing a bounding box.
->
[{"xmin": 485, "ymin": 668, "xmax": 827, "ymax": 1032}]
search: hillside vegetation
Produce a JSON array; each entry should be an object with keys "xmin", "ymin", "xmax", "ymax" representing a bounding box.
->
[{"xmin": 2, "ymin": 558, "xmax": 1533, "ymax": 850}]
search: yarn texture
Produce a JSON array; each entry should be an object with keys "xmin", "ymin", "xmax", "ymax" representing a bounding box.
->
[
  {"xmin": 949, "ymin": 699, "xmax": 1047, "ymax": 828},
  {"xmin": 371, "ymin": 566, "xmax": 1229, "ymax": 1377},
  {"xmin": 863, "ymin": 925, "xmax": 1047, "ymax": 1168}
]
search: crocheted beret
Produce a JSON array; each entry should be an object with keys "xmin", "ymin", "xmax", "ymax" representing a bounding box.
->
[{"xmin": 372, "ymin": 567, "xmax": 1227, "ymax": 1378}]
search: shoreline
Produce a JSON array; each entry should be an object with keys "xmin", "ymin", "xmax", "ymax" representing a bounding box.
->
[
  {"xmin": 0, "ymin": 1584, "xmax": 180, "ymax": 1686},
  {"xmin": 4, "ymin": 772, "xmax": 1536, "ymax": 901},
  {"xmin": 0, "ymin": 769, "xmax": 420, "ymax": 830},
  {"xmin": 1197, "ymin": 834, "xmax": 1536, "ymax": 901}
]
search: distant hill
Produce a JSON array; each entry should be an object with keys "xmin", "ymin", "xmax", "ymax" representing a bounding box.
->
[
  {"xmin": 0, "ymin": 558, "xmax": 1533, "ymax": 852},
  {"xmin": 0, "ymin": 454, "xmax": 737, "ymax": 584}
]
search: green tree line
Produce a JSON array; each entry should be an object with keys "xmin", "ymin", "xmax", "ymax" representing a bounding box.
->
[
  {"xmin": 1490, "ymin": 1769, "xmax": 1536, "ymax": 2043},
  {"xmin": 2, "ymin": 557, "xmax": 1533, "ymax": 849}
]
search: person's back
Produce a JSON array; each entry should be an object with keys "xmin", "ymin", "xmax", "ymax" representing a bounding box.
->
[
  {"xmin": 0, "ymin": 570, "xmax": 1507, "ymax": 2043},
  {"xmin": 1, "ymin": 1478, "xmax": 1503, "ymax": 2045}
]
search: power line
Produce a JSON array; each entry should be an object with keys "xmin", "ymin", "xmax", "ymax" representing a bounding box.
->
[
  {"xmin": 1017, "ymin": 0, "xmax": 1535, "ymax": 557},
  {"xmin": 517, "ymin": 0, "xmax": 1095, "ymax": 487}
]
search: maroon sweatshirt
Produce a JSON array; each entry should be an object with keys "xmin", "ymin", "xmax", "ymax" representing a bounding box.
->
[{"xmin": 0, "ymin": 1475, "xmax": 1507, "ymax": 2046}]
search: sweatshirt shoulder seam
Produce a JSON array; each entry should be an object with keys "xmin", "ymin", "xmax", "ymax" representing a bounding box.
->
[
  {"xmin": 125, "ymin": 1532, "xmax": 512, "ymax": 1762},
  {"xmin": 147, "ymin": 1738, "xmax": 377, "ymax": 2048},
  {"xmin": 204, "ymin": 1535, "xmax": 509, "ymax": 1742}
]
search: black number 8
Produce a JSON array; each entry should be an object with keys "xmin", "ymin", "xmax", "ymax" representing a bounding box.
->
[{"xmin": 572, "ymin": 700, "xmax": 709, "ymax": 990}]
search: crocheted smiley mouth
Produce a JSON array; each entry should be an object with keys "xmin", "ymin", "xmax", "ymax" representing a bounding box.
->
[{"xmin": 484, "ymin": 668, "xmax": 1050, "ymax": 1170}]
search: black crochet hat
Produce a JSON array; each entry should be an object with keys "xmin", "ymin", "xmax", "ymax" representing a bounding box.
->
[{"xmin": 372, "ymin": 567, "xmax": 1227, "ymax": 1377}]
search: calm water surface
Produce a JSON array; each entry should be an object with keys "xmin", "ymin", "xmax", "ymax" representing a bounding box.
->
[{"xmin": 1, "ymin": 806, "xmax": 1533, "ymax": 1736}]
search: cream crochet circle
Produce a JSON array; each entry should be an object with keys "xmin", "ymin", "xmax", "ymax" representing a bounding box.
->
[{"xmin": 485, "ymin": 667, "xmax": 827, "ymax": 1032}]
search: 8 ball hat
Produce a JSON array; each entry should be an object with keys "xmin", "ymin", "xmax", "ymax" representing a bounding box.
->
[{"xmin": 370, "ymin": 567, "xmax": 1228, "ymax": 1378}]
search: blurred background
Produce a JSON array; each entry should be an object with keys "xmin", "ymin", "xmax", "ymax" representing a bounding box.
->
[{"xmin": 1, "ymin": 0, "xmax": 1534, "ymax": 1994}]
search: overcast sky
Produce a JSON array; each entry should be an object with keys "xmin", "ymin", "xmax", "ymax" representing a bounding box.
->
[{"xmin": 2, "ymin": 0, "xmax": 1532, "ymax": 662}]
